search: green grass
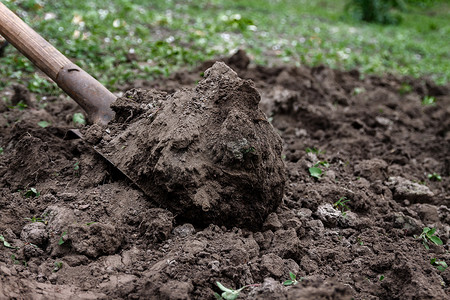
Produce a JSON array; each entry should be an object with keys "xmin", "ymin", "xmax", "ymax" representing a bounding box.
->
[{"xmin": 0, "ymin": 0, "xmax": 448, "ymax": 96}]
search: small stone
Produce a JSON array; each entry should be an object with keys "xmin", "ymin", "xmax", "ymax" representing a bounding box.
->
[
  {"xmin": 172, "ymin": 223, "xmax": 195, "ymax": 238},
  {"xmin": 263, "ymin": 213, "xmax": 282, "ymax": 231},
  {"xmin": 386, "ymin": 176, "xmax": 434, "ymax": 203},
  {"xmin": 316, "ymin": 203, "xmax": 341, "ymax": 226},
  {"xmin": 270, "ymin": 228, "xmax": 300, "ymax": 258},
  {"xmin": 354, "ymin": 158, "xmax": 388, "ymax": 181}
]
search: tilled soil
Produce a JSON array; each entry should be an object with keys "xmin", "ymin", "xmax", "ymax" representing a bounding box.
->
[{"xmin": 0, "ymin": 51, "xmax": 449, "ymax": 299}]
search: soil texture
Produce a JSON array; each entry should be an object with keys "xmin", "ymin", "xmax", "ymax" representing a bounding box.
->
[{"xmin": 0, "ymin": 51, "xmax": 449, "ymax": 299}]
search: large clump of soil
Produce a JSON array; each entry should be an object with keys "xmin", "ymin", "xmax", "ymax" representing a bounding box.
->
[{"xmin": 95, "ymin": 62, "xmax": 286, "ymax": 229}]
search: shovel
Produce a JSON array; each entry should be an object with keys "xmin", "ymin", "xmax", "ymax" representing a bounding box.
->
[{"xmin": 0, "ymin": 2, "xmax": 115, "ymax": 125}]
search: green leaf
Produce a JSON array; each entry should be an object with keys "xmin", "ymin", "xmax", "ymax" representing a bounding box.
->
[
  {"xmin": 37, "ymin": 121, "xmax": 51, "ymax": 128},
  {"xmin": 427, "ymin": 227, "xmax": 436, "ymax": 235},
  {"xmin": 379, "ymin": 275, "xmax": 385, "ymax": 281},
  {"xmin": 0, "ymin": 147, "xmax": 3, "ymax": 155},
  {"xmin": 58, "ymin": 231, "xmax": 67, "ymax": 245},
  {"xmin": 308, "ymin": 167, "xmax": 323, "ymax": 179},
  {"xmin": 423, "ymin": 241, "xmax": 430, "ymax": 250},
  {"xmin": 423, "ymin": 227, "xmax": 431, "ymax": 234},
  {"xmin": 430, "ymin": 258, "xmax": 436, "ymax": 264},
  {"xmin": 214, "ymin": 292, "xmax": 223, "ymax": 300},
  {"xmin": 222, "ymin": 291, "xmax": 239, "ymax": 300},
  {"xmin": 428, "ymin": 235, "xmax": 443, "ymax": 246},
  {"xmin": 216, "ymin": 282, "xmax": 234, "ymax": 294},
  {"xmin": 283, "ymin": 280, "xmax": 293, "ymax": 286},
  {"xmin": 73, "ymin": 113, "xmax": 86, "ymax": 125},
  {"xmin": 289, "ymin": 272, "xmax": 296, "ymax": 281},
  {"xmin": 0, "ymin": 235, "xmax": 17, "ymax": 249},
  {"xmin": 318, "ymin": 161, "xmax": 330, "ymax": 168},
  {"xmin": 436, "ymin": 261, "xmax": 448, "ymax": 271}
]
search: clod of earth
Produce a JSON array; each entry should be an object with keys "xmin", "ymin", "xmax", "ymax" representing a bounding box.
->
[{"xmin": 95, "ymin": 62, "xmax": 287, "ymax": 229}]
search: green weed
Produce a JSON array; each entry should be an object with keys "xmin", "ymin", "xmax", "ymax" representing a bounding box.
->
[
  {"xmin": 24, "ymin": 188, "xmax": 40, "ymax": 198},
  {"xmin": 214, "ymin": 282, "xmax": 249, "ymax": 300},
  {"xmin": 8, "ymin": 101, "xmax": 28, "ymax": 111},
  {"xmin": 0, "ymin": 234, "xmax": 19, "ymax": 249},
  {"xmin": 0, "ymin": 147, "xmax": 3, "ymax": 155},
  {"xmin": 421, "ymin": 96, "xmax": 436, "ymax": 106},
  {"xmin": 24, "ymin": 216, "xmax": 46, "ymax": 224},
  {"xmin": 345, "ymin": 0, "xmax": 404, "ymax": 24},
  {"xmin": 308, "ymin": 160, "xmax": 329, "ymax": 180},
  {"xmin": 334, "ymin": 196, "xmax": 351, "ymax": 217},
  {"xmin": 11, "ymin": 254, "xmax": 27, "ymax": 266},
  {"xmin": 53, "ymin": 261, "xmax": 63, "ymax": 272},
  {"xmin": 398, "ymin": 83, "xmax": 412, "ymax": 94},
  {"xmin": 427, "ymin": 173, "xmax": 442, "ymax": 182},
  {"xmin": 430, "ymin": 258, "xmax": 448, "ymax": 272},
  {"xmin": 1, "ymin": 235, "xmax": 18, "ymax": 249},
  {"xmin": 415, "ymin": 227, "xmax": 443, "ymax": 250},
  {"xmin": 58, "ymin": 231, "xmax": 67, "ymax": 245},
  {"xmin": 72, "ymin": 113, "xmax": 86, "ymax": 125},
  {"xmin": 309, "ymin": 167, "xmax": 323, "ymax": 179},
  {"xmin": 283, "ymin": 272, "xmax": 301, "ymax": 286},
  {"xmin": 37, "ymin": 121, "xmax": 51, "ymax": 128},
  {"xmin": 305, "ymin": 147, "xmax": 325, "ymax": 155}
]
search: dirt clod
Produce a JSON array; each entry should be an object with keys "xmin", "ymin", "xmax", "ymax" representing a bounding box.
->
[{"xmin": 99, "ymin": 62, "xmax": 286, "ymax": 229}]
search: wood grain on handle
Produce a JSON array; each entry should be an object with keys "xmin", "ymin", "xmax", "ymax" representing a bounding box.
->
[{"xmin": 0, "ymin": 1, "xmax": 71, "ymax": 80}]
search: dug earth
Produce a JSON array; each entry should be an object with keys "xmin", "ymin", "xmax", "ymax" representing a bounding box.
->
[{"xmin": 90, "ymin": 62, "xmax": 287, "ymax": 229}]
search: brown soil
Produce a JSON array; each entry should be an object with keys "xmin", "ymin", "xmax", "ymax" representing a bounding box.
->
[{"xmin": 0, "ymin": 51, "xmax": 449, "ymax": 299}]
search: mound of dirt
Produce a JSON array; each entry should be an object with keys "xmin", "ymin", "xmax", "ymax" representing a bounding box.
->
[{"xmin": 94, "ymin": 62, "xmax": 286, "ymax": 229}]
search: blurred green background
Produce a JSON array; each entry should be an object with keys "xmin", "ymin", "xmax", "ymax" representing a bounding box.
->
[{"xmin": 0, "ymin": 0, "xmax": 449, "ymax": 97}]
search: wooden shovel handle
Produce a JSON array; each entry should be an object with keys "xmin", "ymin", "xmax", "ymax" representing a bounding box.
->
[{"xmin": 0, "ymin": 2, "xmax": 115, "ymax": 125}]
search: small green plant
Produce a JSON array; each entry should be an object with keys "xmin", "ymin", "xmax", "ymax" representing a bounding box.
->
[
  {"xmin": 345, "ymin": 0, "xmax": 404, "ymax": 24},
  {"xmin": 58, "ymin": 231, "xmax": 67, "ymax": 245},
  {"xmin": 283, "ymin": 272, "xmax": 300, "ymax": 286},
  {"xmin": 421, "ymin": 96, "xmax": 436, "ymax": 106},
  {"xmin": 72, "ymin": 112, "xmax": 86, "ymax": 125},
  {"xmin": 0, "ymin": 147, "xmax": 3, "ymax": 155},
  {"xmin": 53, "ymin": 261, "xmax": 63, "ymax": 272},
  {"xmin": 11, "ymin": 255, "xmax": 27, "ymax": 267},
  {"xmin": 11, "ymin": 254, "xmax": 20, "ymax": 264},
  {"xmin": 24, "ymin": 188, "xmax": 40, "ymax": 198},
  {"xmin": 427, "ymin": 173, "xmax": 442, "ymax": 182},
  {"xmin": 214, "ymin": 282, "xmax": 249, "ymax": 300},
  {"xmin": 305, "ymin": 147, "xmax": 325, "ymax": 154},
  {"xmin": 352, "ymin": 87, "xmax": 366, "ymax": 95},
  {"xmin": 73, "ymin": 161, "xmax": 80, "ymax": 176},
  {"xmin": 24, "ymin": 216, "xmax": 45, "ymax": 223},
  {"xmin": 415, "ymin": 227, "xmax": 443, "ymax": 250},
  {"xmin": 430, "ymin": 258, "xmax": 448, "ymax": 272},
  {"xmin": 8, "ymin": 101, "xmax": 27, "ymax": 111},
  {"xmin": 37, "ymin": 121, "xmax": 51, "ymax": 128},
  {"xmin": 334, "ymin": 196, "xmax": 351, "ymax": 217},
  {"xmin": 1, "ymin": 235, "xmax": 18, "ymax": 249},
  {"xmin": 317, "ymin": 160, "xmax": 330, "ymax": 168},
  {"xmin": 379, "ymin": 275, "xmax": 385, "ymax": 281},
  {"xmin": 308, "ymin": 166, "xmax": 323, "ymax": 179},
  {"xmin": 86, "ymin": 222, "xmax": 97, "ymax": 226},
  {"xmin": 398, "ymin": 83, "xmax": 412, "ymax": 95},
  {"xmin": 357, "ymin": 237, "xmax": 364, "ymax": 245}
]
